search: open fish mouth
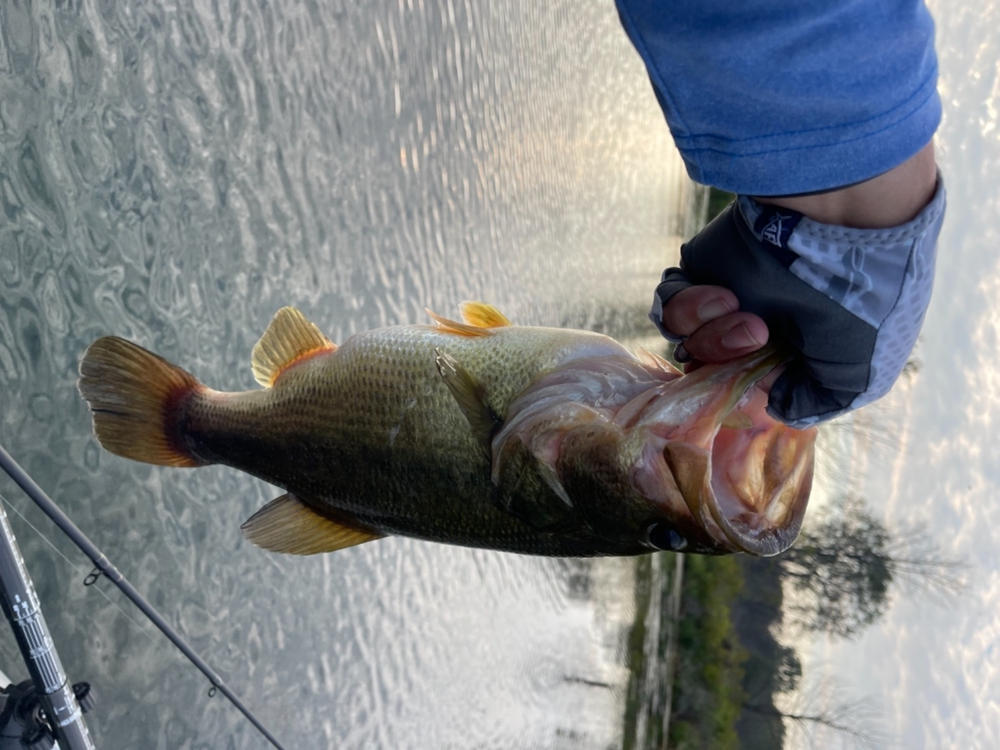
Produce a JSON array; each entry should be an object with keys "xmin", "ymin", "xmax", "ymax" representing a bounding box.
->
[
  {"xmin": 636, "ymin": 349, "xmax": 816, "ymax": 556},
  {"xmin": 653, "ymin": 349, "xmax": 817, "ymax": 556},
  {"xmin": 494, "ymin": 342, "xmax": 817, "ymax": 557},
  {"xmin": 691, "ymin": 385, "xmax": 815, "ymax": 556}
]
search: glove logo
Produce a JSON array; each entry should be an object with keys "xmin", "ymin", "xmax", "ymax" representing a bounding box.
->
[{"xmin": 754, "ymin": 208, "xmax": 803, "ymax": 248}]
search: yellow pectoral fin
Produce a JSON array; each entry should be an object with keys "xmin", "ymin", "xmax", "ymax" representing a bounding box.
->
[
  {"xmin": 251, "ymin": 307, "xmax": 337, "ymax": 387},
  {"xmin": 240, "ymin": 493, "xmax": 383, "ymax": 554}
]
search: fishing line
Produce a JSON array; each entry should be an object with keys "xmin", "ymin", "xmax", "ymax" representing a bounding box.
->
[
  {"xmin": 0, "ymin": 490, "xmax": 155, "ymax": 642},
  {"xmin": 0, "ymin": 443, "xmax": 287, "ymax": 750}
]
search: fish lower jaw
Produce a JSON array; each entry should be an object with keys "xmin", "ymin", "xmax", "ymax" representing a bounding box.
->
[
  {"xmin": 630, "ymin": 411, "xmax": 816, "ymax": 556},
  {"xmin": 705, "ymin": 419, "xmax": 817, "ymax": 556}
]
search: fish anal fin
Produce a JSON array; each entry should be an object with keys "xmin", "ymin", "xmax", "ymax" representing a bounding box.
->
[
  {"xmin": 434, "ymin": 349, "xmax": 501, "ymax": 449},
  {"xmin": 251, "ymin": 307, "xmax": 336, "ymax": 387},
  {"xmin": 241, "ymin": 493, "xmax": 382, "ymax": 554},
  {"xmin": 459, "ymin": 301, "xmax": 511, "ymax": 328}
]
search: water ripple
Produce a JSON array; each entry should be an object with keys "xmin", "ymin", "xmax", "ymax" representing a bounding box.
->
[{"xmin": 0, "ymin": 1, "xmax": 687, "ymax": 746}]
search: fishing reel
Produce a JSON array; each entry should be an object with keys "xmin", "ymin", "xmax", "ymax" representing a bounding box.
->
[{"xmin": 0, "ymin": 681, "xmax": 94, "ymax": 750}]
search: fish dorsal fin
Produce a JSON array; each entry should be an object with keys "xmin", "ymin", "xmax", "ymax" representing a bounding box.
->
[
  {"xmin": 241, "ymin": 493, "xmax": 383, "ymax": 554},
  {"xmin": 425, "ymin": 308, "xmax": 493, "ymax": 337},
  {"xmin": 251, "ymin": 307, "xmax": 336, "ymax": 387},
  {"xmin": 459, "ymin": 302, "xmax": 511, "ymax": 328},
  {"xmin": 434, "ymin": 349, "xmax": 501, "ymax": 449}
]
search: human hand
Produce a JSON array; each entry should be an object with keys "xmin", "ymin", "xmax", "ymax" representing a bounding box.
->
[
  {"xmin": 659, "ymin": 285, "xmax": 781, "ymax": 390},
  {"xmin": 649, "ymin": 182, "xmax": 945, "ymax": 427},
  {"xmin": 659, "ymin": 285, "xmax": 764, "ymax": 360}
]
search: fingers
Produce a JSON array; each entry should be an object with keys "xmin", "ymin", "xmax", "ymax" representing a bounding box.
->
[
  {"xmin": 662, "ymin": 285, "xmax": 769, "ymax": 364},
  {"xmin": 661, "ymin": 286, "xmax": 739, "ymax": 337},
  {"xmin": 680, "ymin": 312, "xmax": 769, "ymax": 363}
]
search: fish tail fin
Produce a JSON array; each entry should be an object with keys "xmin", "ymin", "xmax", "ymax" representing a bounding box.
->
[{"xmin": 78, "ymin": 337, "xmax": 206, "ymax": 467}]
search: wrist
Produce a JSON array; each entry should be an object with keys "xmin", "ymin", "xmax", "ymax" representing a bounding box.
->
[{"xmin": 753, "ymin": 141, "xmax": 937, "ymax": 229}]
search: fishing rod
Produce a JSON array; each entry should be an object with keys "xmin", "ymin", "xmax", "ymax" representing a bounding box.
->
[
  {"xmin": 0, "ymin": 444, "xmax": 287, "ymax": 750},
  {"xmin": 0, "ymin": 497, "xmax": 95, "ymax": 750}
]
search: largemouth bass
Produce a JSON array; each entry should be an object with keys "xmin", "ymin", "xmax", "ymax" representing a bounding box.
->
[{"xmin": 78, "ymin": 303, "xmax": 815, "ymax": 557}]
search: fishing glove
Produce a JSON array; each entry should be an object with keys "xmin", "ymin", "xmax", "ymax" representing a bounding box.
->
[{"xmin": 649, "ymin": 178, "xmax": 946, "ymax": 428}]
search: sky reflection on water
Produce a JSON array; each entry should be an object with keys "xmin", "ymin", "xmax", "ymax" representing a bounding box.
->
[{"xmin": 0, "ymin": 1, "xmax": 687, "ymax": 747}]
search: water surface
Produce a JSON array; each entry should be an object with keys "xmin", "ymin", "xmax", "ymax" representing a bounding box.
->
[{"xmin": 0, "ymin": 1, "xmax": 692, "ymax": 747}]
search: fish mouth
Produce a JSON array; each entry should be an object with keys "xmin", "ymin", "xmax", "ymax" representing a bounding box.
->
[
  {"xmin": 702, "ymin": 384, "xmax": 815, "ymax": 556},
  {"xmin": 642, "ymin": 349, "xmax": 816, "ymax": 556}
]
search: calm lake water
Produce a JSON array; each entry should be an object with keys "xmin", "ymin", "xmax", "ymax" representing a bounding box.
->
[{"xmin": 0, "ymin": 1, "xmax": 696, "ymax": 747}]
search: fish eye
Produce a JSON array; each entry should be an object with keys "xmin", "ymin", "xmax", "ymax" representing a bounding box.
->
[{"xmin": 645, "ymin": 523, "xmax": 688, "ymax": 551}]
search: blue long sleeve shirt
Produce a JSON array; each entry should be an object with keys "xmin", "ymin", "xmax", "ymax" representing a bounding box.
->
[{"xmin": 615, "ymin": 0, "xmax": 941, "ymax": 195}]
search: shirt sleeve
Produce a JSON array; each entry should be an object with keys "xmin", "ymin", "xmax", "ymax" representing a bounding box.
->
[{"xmin": 615, "ymin": 0, "xmax": 941, "ymax": 195}]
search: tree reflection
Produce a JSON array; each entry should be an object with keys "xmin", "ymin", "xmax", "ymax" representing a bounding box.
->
[
  {"xmin": 663, "ymin": 495, "xmax": 965, "ymax": 749},
  {"xmin": 776, "ymin": 501, "xmax": 964, "ymax": 639}
]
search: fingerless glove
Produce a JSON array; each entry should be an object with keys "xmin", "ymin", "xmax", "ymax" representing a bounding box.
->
[{"xmin": 650, "ymin": 178, "xmax": 946, "ymax": 427}]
